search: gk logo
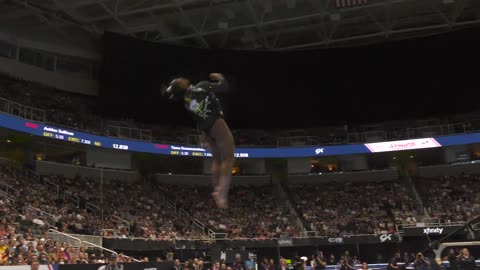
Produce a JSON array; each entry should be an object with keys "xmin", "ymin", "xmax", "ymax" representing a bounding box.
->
[{"xmin": 379, "ymin": 234, "xmax": 392, "ymax": 242}]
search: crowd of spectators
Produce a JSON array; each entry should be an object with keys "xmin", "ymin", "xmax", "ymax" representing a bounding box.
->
[
  {"xmin": 0, "ymin": 72, "xmax": 101, "ymax": 132},
  {"xmin": 2, "ymin": 161, "xmax": 480, "ymax": 267},
  {"xmin": 19, "ymin": 151, "xmax": 480, "ymax": 246},
  {"xmin": 0, "ymin": 165, "xmax": 207, "ymax": 241},
  {"xmin": 0, "ymin": 234, "xmax": 139, "ymax": 266},
  {"xmin": 1, "ymin": 163, "xmax": 297, "ymax": 240},
  {"xmin": 1, "ymin": 159, "xmax": 431, "ymax": 242},
  {"xmin": 18, "ymin": 160, "xmax": 435, "ymax": 242},
  {"xmin": 414, "ymin": 173, "xmax": 480, "ymax": 223},
  {"xmin": 288, "ymin": 181, "xmax": 418, "ymax": 236},
  {"xmin": 157, "ymin": 184, "xmax": 297, "ymax": 239},
  {"xmin": 35, "ymin": 173, "xmax": 299, "ymax": 239}
]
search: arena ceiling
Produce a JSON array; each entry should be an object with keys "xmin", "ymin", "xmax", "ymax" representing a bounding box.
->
[{"xmin": 0, "ymin": 0, "xmax": 480, "ymax": 50}]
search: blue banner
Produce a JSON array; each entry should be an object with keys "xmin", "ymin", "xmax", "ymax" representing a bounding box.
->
[
  {"xmin": 0, "ymin": 113, "xmax": 371, "ymax": 158},
  {"xmin": 0, "ymin": 112, "xmax": 478, "ymax": 158}
]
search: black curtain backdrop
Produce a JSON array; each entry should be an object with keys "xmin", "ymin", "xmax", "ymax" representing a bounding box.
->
[{"xmin": 98, "ymin": 27, "xmax": 480, "ymax": 129}]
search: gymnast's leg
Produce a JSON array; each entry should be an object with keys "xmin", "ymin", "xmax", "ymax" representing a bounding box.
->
[
  {"xmin": 205, "ymin": 135, "xmax": 221, "ymax": 194},
  {"xmin": 208, "ymin": 117, "xmax": 235, "ymax": 209}
]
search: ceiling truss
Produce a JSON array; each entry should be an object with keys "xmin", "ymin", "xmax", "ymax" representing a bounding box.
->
[{"xmin": 0, "ymin": 0, "xmax": 479, "ymax": 50}]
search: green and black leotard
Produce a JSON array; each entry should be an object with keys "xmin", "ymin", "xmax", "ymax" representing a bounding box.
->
[{"xmin": 183, "ymin": 78, "xmax": 229, "ymax": 134}]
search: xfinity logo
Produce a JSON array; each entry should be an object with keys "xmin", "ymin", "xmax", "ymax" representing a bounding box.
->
[
  {"xmin": 379, "ymin": 234, "xmax": 392, "ymax": 242},
  {"xmin": 278, "ymin": 239, "xmax": 293, "ymax": 246},
  {"xmin": 423, "ymin": 227, "xmax": 443, "ymax": 234},
  {"xmin": 328, "ymin": 238, "xmax": 343, "ymax": 243},
  {"xmin": 315, "ymin": 148, "xmax": 325, "ymax": 154}
]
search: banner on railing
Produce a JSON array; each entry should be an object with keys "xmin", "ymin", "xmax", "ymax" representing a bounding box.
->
[
  {"xmin": 103, "ymin": 234, "xmax": 399, "ymax": 251},
  {"xmin": 277, "ymin": 238, "xmax": 294, "ymax": 247},
  {"xmin": 3, "ymin": 111, "xmax": 480, "ymax": 158},
  {"xmin": 402, "ymin": 225, "xmax": 467, "ymax": 237},
  {"xmin": 292, "ymin": 234, "xmax": 399, "ymax": 246}
]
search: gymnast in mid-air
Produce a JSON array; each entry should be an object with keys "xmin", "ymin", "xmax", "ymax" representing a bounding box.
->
[{"xmin": 162, "ymin": 73, "xmax": 235, "ymax": 209}]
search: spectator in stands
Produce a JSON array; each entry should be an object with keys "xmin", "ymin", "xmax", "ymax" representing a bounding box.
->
[
  {"xmin": 314, "ymin": 251, "xmax": 327, "ymax": 270},
  {"xmin": 233, "ymin": 257, "xmax": 244, "ymax": 270},
  {"xmin": 39, "ymin": 253, "xmax": 50, "ymax": 265},
  {"xmin": 344, "ymin": 252, "xmax": 354, "ymax": 267},
  {"xmin": 197, "ymin": 260, "xmax": 205, "ymax": 270},
  {"xmin": 15, "ymin": 254, "xmax": 28, "ymax": 265},
  {"xmin": 260, "ymin": 257, "xmax": 272, "ymax": 270},
  {"xmin": 174, "ymin": 258, "xmax": 183, "ymax": 270},
  {"xmin": 414, "ymin": 253, "xmax": 430, "ymax": 270},
  {"xmin": 352, "ymin": 256, "xmax": 361, "ymax": 267},
  {"xmin": 278, "ymin": 258, "xmax": 288, "ymax": 270},
  {"xmin": 293, "ymin": 255, "xmax": 305, "ymax": 270},
  {"xmin": 78, "ymin": 246, "xmax": 89, "ymax": 263},
  {"xmin": 327, "ymin": 254, "xmax": 337, "ymax": 265},
  {"xmin": 339, "ymin": 256, "xmax": 354, "ymax": 270},
  {"xmin": 445, "ymin": 248, "xmax": 460, "ymax": 270},
  {"xmin": 458, "ymin": 248, "xmax": 475, "ymax": 270},
  {"xmin": 0, "ymin": 239, "xmax": 7, "ymax": 265},
  {"xmin": 269, "ymin": 259, "xmax": 276, "ymax": 270},
  {"xmin": 98, "ymin": 253, "xmax": 124, "ymax": 270},
  {"xmin": 213, "ymin": 261, "xmax": 222, "ymax": 270},
  {"xmin": 406, "ymin": 215, "xmax": 417, "ymax": 225},
  {"xmin": 387, "ymin": 252, "xmax": 402, "ymax": 270},
  {"xmin": 31, "ymin": 260, "xmax": 40, "ymax": 270}
]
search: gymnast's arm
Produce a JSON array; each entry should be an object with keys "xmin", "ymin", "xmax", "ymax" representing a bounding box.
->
[{"xmin": 195, "ymin": 73, "xmax": 229, "ymax": 93}]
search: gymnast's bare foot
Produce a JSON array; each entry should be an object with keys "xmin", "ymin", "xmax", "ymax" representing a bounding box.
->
[{"xmin": 212, "ymin": 191, "xmax": 228, "ymax": 209}]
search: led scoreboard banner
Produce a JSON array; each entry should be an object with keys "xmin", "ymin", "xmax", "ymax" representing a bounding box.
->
[{"xmin": 2, "ymin": 112, "xmax": 480, "ymax": 158}]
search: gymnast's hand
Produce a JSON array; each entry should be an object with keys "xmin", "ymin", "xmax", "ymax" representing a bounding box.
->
[{"xmin": 209, "ymin": 73, "xmax": 224, "ymax": 81}]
